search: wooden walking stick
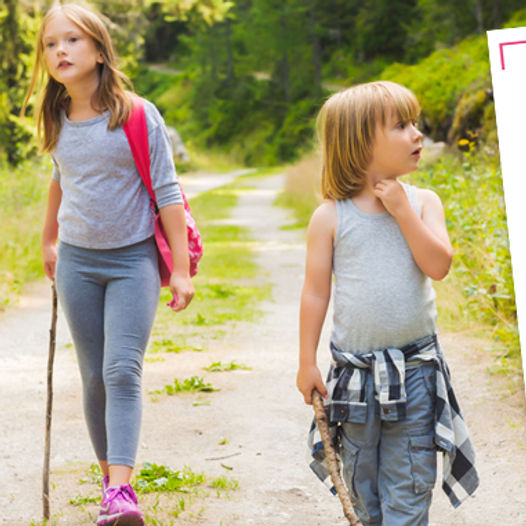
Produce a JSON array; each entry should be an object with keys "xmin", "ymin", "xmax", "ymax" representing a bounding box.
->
[
  {"xmin": 43, "ymin": 282, "xmax": 58, "ymax": 520},
  {"xmin": 312, "ymin": 389, "xmax": 363, "ymax": 526}
]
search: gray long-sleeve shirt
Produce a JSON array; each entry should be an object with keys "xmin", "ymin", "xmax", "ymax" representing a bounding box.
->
[{"xmin": 51, "ymin": 99, "xmax": 182, "ymax": 249}]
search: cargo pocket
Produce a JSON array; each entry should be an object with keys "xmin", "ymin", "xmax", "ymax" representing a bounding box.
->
[
  {"xmin": 339, "ymin": 430, "xmax": 360, "ymax": 499},
  {"xmin": 408, "ymin": 434, "xmax": 437, "ymax": 494}
]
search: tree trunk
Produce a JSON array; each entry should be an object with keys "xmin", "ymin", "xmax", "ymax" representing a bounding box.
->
[
  {"xmin": 279, "ymin": 8, "xmax": 291, "ymax": 103},
  {"xmin": 493, "ymin": 0, "xmax": 502, "ymax": 28},
  {"xmin": 474, "ymin": 0, "xmax": 484, "ymax": 33},
  {"xmin": 309, "ymin": 0, "xmax": 322, "ymax": 98},
  {"xmin": 225, "ymin": 18, "xmax": 235, "ymax": 82}
]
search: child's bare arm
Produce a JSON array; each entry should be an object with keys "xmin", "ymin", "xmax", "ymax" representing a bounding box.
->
[
  {"xmin": 374, "ymin": 180, "xmax": 452, "ymax": 280},
  {"xmin": 297, "ymin": 202, "xmax": 335, "ymax": 404},
  {"xmin": 159, "ymin": 203, "xmax": 195, "ymax": 311},
  {"xmin": 41, "ymin": 179, "xmax": 62, "ymax": 281}
]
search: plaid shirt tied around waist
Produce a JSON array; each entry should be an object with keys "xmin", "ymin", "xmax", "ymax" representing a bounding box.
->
[{"xmin": 307, "ymin": 334, "xmax": 479, "ymax": 508}]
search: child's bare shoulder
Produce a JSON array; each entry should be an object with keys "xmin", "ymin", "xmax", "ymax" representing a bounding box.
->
[
  {"xmin": 308, "ymin": 200, "xmax": 337, "ymax": 237},
  {"xmin": 415, "ymin": 187, "xmax": 444, "ymax": 214},
  {"xmin": 310, "ymin": 200, "xmax": 337, "ymax": 225}
]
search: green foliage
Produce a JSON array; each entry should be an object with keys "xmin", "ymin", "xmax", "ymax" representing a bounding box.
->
[
  {"xmin": 150, "ymin": 338, "xmax": 204, "ymax": 353},
  {"xmin": 69, "ymin": 494, "xmax": 99, "ymax": 506},
  {"xmin": 160, "ymin": 375, "xmax": 217, "ymax": 394},
  {"xmin": 209, "ymin": 475, "xmax": 239, "ymax": 490},
  {"xmin": 0, "ymin": 1, "xmax": 38, "ymax": 165},
  {"xmin": 504, "ymin": 8, "xmax": 526, "ymax": 28},
  {"xmin": 410, "ymin": 154, "xmax": 519, "ymax": 363},
  {"xmin": 203, "ymin": 360, "xmax": 251, "ymax": 372},
  {"xmin": 0, "ymin": 159, "xmax": 49, "ymax": 306},
  {"xmin": 381, "ymin": 35, "xmax": 490, "ymax": 141},
  {"xmin": 134, "ymin": 462, "xmax": 205, "ymax": 494}
]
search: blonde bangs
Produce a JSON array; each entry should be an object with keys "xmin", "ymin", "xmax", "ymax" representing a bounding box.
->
[{"xmin": 376, "ymin": 81, "xmax": 421, "ymax": 127}]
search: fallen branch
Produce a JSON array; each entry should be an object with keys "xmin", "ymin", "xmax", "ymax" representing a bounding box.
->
[
  {"xmin": 312, "ymin": 389, "xmax": 363, "ymax": 526},
  {"xmin": 205, "ymin": 452, "xmax": 242, "ymax": 461},
  {"xmin": 43, "ymin": 283, "xmax": 58, "ymax": 520}
]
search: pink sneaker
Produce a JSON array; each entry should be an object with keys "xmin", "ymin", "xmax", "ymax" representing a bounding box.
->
[
  {"xmin": 96, "ymin": 484, "xmax": 144, "ymax": 526},
  {"xmin": 102, "ymin": 475, "xmax": 109, "ymax": 496}
]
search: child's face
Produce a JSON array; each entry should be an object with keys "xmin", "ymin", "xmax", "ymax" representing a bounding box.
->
[
  {"xmin": 366, "ymin": 110, "xmax": 423, "ymax": 181},
  {"xmin": 42, "ymin": 12, "xmax": 103, "ymax": 88}
]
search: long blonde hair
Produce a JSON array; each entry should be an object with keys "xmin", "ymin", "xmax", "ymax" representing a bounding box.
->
[
  {"xmin": 318, "ymin": 81, "xmax": 420, "ymax": 200},
  {"xmin": 22, "ymin": 2, "xmax": 133, "ymax": 153}
]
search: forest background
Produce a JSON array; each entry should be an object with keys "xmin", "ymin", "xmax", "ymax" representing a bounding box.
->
[{"xmin": 0, "ymin": 0, "xmax": 525, "ymax": 381}]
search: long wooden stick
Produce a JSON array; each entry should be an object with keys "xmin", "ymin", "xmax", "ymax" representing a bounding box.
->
[
  {"xmin": 43, "ymin": 283, "xmax": 58, "ymax": 520},
  {"xmin": 312, "ymin": 389, "xmax": 363, "ymax": 526}
]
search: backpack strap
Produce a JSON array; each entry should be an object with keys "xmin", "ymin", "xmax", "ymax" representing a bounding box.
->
[{"xmin": 122, "ymin": 96, "xmax": 158, "ymax": 213}]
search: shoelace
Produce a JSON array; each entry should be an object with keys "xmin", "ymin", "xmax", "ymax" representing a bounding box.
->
[{"xmin": 104, "ymin": 484, "xmax": 138, "ymax": 505}]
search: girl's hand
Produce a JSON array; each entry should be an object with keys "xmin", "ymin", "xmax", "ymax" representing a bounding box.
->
[
  {"xmin": 297, "ymin": 364, "xmax": 328, "ymax": 405},
  {"xmin": 373, "ymin": 179, "xmax": 410, "ymax": 217},
  {"xmin": 42, "ymin": 243, "xmax": 58, "ymax": 281},
  {"xmin": 168, "ymin": 271, "xmax": 195, "ymax": 312}
]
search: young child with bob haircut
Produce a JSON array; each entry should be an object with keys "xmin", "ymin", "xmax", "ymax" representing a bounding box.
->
[
  {"xmin": 23, "ymin": 2, "xmax": 194, "ymax": 525},
  {"xmin": 297, "ymin": 81, "xmax": 479, "ymax": 526}
]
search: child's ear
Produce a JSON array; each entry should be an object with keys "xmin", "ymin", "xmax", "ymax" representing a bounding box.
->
[{"xmin": 96, "ymin": 53, "xmax": 104, "ymax": 64}]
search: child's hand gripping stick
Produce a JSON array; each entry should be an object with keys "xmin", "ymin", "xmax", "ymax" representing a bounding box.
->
[{"xmin": 311, "ymin": 389, "xmax": 363, "ymax": 526}]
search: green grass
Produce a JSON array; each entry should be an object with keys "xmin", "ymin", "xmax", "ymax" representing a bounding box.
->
[
  {"xmin": 69, "ymin": 494, "xmax": 99, "ymax": 506},
  {"xmin": 0, "ymin": 159, "xmax": 49, "ymax": 307},
  {"xmin": 134, "ymin": 463, "xmax": 206, "ymax": 494},
  {"xmin": 203, "ymin": 360, "xmax": 252, "ymax": 372},
  {"xmin": 149, "ymin": 175, "xmax": 272, "ymax": 352},
  {"xmin": 210, "ymin": 475, "xmax": 239, "ymax": 491},
  {"xmin": 152, "ymin": 375, "xmax": 217, "ymax": 396},
  {"xmin": 410, "ymin": 154, "xmax": 520, "ymax": 371},
  {"xmin": 149, "ymin": 338, "xmax": 205, "ymax": 354}
]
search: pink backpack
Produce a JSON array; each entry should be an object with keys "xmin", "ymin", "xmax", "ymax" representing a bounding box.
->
[{"xmin": 123, "ymin": 97, "xmax": 203, "ymax": 286}]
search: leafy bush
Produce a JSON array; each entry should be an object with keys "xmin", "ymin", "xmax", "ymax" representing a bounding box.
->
[
  {"xmin": 381, "ymin": 36, "xmax": 491, "ymax": 142},
  {"xmin": 0, "ymin": 159, "xmax": 49, "ymax": 306},
  {"xmin": 410, "ymin": 153, "xmax": 519, "ymax": 363}
]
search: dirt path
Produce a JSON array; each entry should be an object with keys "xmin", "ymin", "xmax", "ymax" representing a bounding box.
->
[{"xmin": 2, "ymin": 173, "xmax": 526, "ymax": 525}]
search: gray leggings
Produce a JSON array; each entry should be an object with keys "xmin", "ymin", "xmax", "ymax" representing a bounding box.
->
[{"xmin": 55, "ymin": 238, "xmax": 160, "ymax": 467}]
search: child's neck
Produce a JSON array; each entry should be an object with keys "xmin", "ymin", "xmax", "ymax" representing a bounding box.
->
[
  {"xmin": 65, "ymin": 81, "xmax": 103, "ymax": 121},
  {"xmin": 351, "ymin": 174, "xmax": 394, "ymax": 214},
  {"xmin": 352, "ymin": 185, "xmax": 386, "ymax": 214}
]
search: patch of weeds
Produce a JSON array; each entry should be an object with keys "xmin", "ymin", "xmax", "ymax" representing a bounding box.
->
[
  {"xmin": 69, "ymin": 494, "xmax": 99, "ymax": 506},
  {"xmin": 152, "ymin": 376, "xmax": 217, "ymax": 396},
  {"xmin": 203, "ymin": 361, "xmax": 251, "ymax": 372},
  {"xmin": 144, "ymin": 356, "xmax": 166, "ymax": 363},
  {"xmin": 201, "ymin": 283, "xmax": 236, "ymax": 298},
  {"xmin": 193, "ymin": 399, "xmax": 212, "ymax": 406},
  {"xmin": 182, "ymin": 284, "xmax": 270, "ymax": 327},
  {"xmin": 78, "ymin": 463, "xmax": 102, "ymax": 485},
  {"xmin": 149, "ymin": 338, "xmax": 204, "ymax": 354},
  {"xmin": 134, "ymin": 463, "xmax": 205, "ymax": 494},
  {"xmin": 144, "ymin": 517, "xmax": 175, "ymax": 526},
  {"xmin": 210, "ymin": 475, "xmax": 239, "ymax": 491},
  {"xmin": 210, "ymin": 475, "xmax": 240, "ymax": 497}
]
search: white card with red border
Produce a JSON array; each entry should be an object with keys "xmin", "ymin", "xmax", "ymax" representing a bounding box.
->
[{"xmin": 488, "ymin": 27, "xmax": 526, "ymax": 390}]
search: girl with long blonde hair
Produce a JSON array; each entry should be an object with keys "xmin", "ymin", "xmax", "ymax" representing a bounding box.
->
[{"xmin": 24, "ymin": 3, "xmax": 194, "ymax": 524}]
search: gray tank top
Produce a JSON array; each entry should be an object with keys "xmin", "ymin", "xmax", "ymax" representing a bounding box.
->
[{"xmin": 330, "ymin": 183, "xmax": 437, "ymax": 353}]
